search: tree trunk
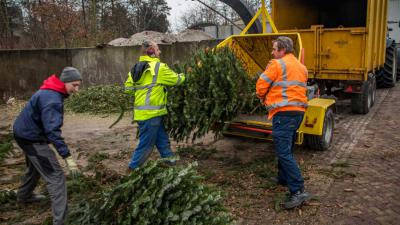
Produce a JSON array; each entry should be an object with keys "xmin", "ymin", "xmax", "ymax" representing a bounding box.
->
[
  {"xmin": 81, "ymin": 0, "xmax": 88, "ymax": 45},
  {"xmin": 90, "ymin": 0, "xmax": 97, "ymax": 41},
  {"xmin": 0, "ymin": 0, "xmax": 12, "ymax": 48}
]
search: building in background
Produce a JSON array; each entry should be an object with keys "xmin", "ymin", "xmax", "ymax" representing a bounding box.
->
[{"xmin": 202, "ymin": 19, "xmax": 271, "ymax": 39}]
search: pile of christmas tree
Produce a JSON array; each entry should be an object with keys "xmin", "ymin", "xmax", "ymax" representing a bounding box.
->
[{"xmin": 66, "ymin": 160, "xmax": 234, "ymax": 225}]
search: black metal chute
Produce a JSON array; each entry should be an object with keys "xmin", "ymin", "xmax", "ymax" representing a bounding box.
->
[{"xmin": 218, "ymin": 0, "xmax": 262, "ymax": 34}]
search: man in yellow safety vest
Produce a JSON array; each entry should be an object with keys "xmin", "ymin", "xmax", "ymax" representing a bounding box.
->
[{"xmin": 125, "ymin": 40, "xmax": 185, "ymax": 169}]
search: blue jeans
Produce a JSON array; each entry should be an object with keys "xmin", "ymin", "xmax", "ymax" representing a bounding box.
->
[
  {"xmin": 128, "ymin": 116, "xmax": 174, "ymax": 169},
  {"xmin": 272, "ymin": 113, "xmax": 305, "ymax": 193}
]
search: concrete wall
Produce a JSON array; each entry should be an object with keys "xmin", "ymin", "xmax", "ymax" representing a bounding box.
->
[
  {"xmin": 203, "ymin": 23, "xmax": 271, "ymax": 39},
  {"xmin": 204, "ymin": 25, "xmax": 242, "ymax": 39},
  {"xmin": 0, "ymin": 40, "xmax": 220, "ymax": 100}
]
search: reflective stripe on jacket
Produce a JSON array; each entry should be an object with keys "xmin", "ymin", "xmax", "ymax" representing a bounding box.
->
[
  {"xmin": 125, "ymin": 55, "xmax": 185, "ymax": 121},
  {"xmin": 256, "ymin": 53, "xmax": 308, "ymax": 119}
]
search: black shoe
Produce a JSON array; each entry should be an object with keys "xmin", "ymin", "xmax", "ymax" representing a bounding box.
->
[
  {"xmin": 284, "ymin": 190, "xmax": 311, "ymax": 209},
  {"xmin": 161, "ymin": 157, "xmax": 178, "ymax": 167},
  {"xmin": 17, "ymin": 193, "xmax": 46, "ymax": 203},
  {"xmin": 269, "ymin": 177, "xmax": 287, "ymax": 186}
]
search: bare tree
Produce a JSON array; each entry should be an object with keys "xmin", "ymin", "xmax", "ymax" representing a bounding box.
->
[
  {"xmin": 178, "ymin": 0, "xmax": 271, "ymax": 31},
  {"xmin": 0, "ymin": 0, "xmax": 171, "ymax": 49},
  {"xmin": 0, "ymin": 0, "xmax": 24, "ymax": 49},
  {"xmin": 178, "ymin": 0, "xmax": 242, "ymax": 31}
]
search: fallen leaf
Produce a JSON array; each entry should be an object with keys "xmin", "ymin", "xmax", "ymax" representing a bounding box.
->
[
  {"xmin": 363, "ymin": 143, "xmax": 372, "ymax": 148},
  {"xmin": 336, "ymin": 203, "xmax": 344, "ymax": 208},
  {"xmin": 307, "ymin": 202, "xmax": 321, "ymax": 206}
]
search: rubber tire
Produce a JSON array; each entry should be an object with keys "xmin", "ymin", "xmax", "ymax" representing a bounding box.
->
[
  {"xmin": 351, "ymin": 78, "xmax": 372, "ymax": 114},
  {"xmin": 305, "ymin": 108, "xmax": 334, "ymax": 151},
  {"xmin": 377, "ymin": 42, "xmax": 397, "ymax": 88}
]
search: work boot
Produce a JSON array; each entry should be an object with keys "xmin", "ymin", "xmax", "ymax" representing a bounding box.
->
[
  {"xmin": 164, "ymin": 159, "xmax": 177, "ymax": 166},
  {"xmin": 161, "ymin": 157, "xmax": 178, "ymax": 167},
  {"xmin": 17, "ymin": 193, "xmax": 46, "ymax": 203},
  {"xmin": 284, "ymin": 190, "xmax": 311, "ymax": 209}
]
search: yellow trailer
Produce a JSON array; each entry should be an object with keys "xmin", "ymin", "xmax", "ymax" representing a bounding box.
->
[
  {"xmin": 271, "ymin": 0, "xmax": 396, "ymax": 114},
  {"xmin": 218, "ymin": 0, "xmax": 335, "ymax": 150}
]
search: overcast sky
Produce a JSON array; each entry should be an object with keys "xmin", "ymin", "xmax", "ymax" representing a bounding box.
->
[{"xmin": 166, "ymin": 0, "xmax": 199, "ymax": 32}]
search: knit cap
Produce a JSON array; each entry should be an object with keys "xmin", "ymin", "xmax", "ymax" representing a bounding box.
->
[{"xmin": 60, "ymin": 67, "xmax": 82, "ymax": 82}]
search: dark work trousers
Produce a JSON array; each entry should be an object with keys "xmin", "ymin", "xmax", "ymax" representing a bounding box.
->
[
  {"xmin": 14, "ymin": 136, "xmax": 67, "ymax": 225},
  {"xmin": 128, "ymin": 116, "xmax": 174, "ymax": 169},
  {"xmin": 272, "ymin": 113, "xmax": 305, "ymax": 194}
]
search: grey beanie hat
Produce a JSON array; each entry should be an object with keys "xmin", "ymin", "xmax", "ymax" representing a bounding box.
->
[{"xmin": 60, "ymin": 67, "xmax": 82, "ymax": 82}]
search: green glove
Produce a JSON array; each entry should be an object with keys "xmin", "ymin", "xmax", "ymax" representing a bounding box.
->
[{"xmin": 65, "ymin": 156, "xmax": 80, "ymax": 179}]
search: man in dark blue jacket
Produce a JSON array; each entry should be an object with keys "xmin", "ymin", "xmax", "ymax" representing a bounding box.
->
[{"xmin": 13, "ymin": 67, "xmax": 82, "ymax": 225}]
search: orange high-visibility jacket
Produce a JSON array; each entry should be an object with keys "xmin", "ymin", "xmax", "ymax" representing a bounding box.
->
[{"xmin": 256, "ymin": 53, "xmax": 308, "ymax": 119}]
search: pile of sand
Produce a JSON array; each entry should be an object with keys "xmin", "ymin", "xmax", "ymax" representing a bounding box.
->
[
  {"xmin": 176, "ymin": 29, "xmax": 213, "ymax": 42},
  {"xmin": 108, "ymin": 29, "xmax": 214, "ymax": 46},
  {"xmin": 108, "ymin": 31, "xmax": 177, "ymax": 46},
  {"xmin": 107, "ymin": 38, "xmax": 129, "ymax": 46}
]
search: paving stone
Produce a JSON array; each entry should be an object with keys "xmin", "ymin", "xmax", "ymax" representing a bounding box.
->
[{"xmin": 313, "ymin": 87, "xmax": 400, "ymax": 224}]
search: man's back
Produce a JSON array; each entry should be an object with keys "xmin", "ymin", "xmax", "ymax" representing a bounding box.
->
[
  {"xmin": 257, "ymin": 53, "xmax": 308, "ymax": 119},
  {"xmin": 125, "ymin": 55, "xmax": 185, "ymax": 121},
  {"xmin": 13, "ymin": 89, "xmax": 64, "ymax": 142}
]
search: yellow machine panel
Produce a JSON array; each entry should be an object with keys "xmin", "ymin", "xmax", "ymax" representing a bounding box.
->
[
  {"xmin": 299, "ymin": 98, "xmax": 335, "ymax": 136},
  {"xmin": 272, "ymin": 0, "xmax": 388, "ymax": 82}
]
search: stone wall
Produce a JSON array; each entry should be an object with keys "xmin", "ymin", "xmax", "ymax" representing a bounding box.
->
[{"xmin": 0, "ymin": 40, "xmax": 220, "ymax": 100}]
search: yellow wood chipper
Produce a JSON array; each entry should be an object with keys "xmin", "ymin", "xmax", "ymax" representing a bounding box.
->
[
  {"xmin": 217, "ymin": 0, "xmax": 394, "ymax": 150},
  {"xmin": 218, "ymin": 0, "xmax": 336, "ymax": 151}
]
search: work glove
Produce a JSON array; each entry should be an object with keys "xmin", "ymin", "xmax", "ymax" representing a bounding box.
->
[{"xmin": 64, "ymin": 156, "xmax": 81, "ymax": 179}]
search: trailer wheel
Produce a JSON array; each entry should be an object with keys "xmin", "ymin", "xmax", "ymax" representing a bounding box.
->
[
  {"xmin": 377, "ymin": 42, "xmax": 397, "ymax": 88},
  {"xmin": 351, "ymin": 78, "xmax": 372, "ymax": 114},
  {"xmin": 305, "ymin": 108, "xmax": 334, "ymax": 151}
]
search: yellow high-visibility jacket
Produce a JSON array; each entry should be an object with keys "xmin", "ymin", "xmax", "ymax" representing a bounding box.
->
[{"xmin": 125, "ymin": 55, "xmax": 185, "ymax": 121}]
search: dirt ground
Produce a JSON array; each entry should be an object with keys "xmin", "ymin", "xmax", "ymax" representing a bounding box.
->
[{"xmin": 1, "ymin": 85, "xmax": 400, "ymax": 225}]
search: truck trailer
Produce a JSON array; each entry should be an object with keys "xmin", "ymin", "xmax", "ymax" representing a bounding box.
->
[{"xmin": 271, "ymin": 0, "xmax": 400, "ymax": 114}]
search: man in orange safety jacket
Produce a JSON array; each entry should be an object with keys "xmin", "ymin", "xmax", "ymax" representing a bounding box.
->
[{"xmin": 256, "ymin": 36, "xmax": 311, "ymax": 209}]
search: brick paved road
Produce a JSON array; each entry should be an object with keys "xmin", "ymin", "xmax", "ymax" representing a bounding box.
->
[{"xmin": 314, "ymin": 85, "xmax": 400, "ymax": 224}]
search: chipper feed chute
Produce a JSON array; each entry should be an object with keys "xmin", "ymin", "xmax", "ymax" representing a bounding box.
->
[{"xmin": 217, "ymin": 33, "xmax": 303, "ymax": 78}]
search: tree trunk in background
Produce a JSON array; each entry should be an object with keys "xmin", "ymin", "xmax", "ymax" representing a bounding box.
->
[
  {"xmin": 0, "ymin": 0, "xmax": 171, "ymax": 49},
  {"xmin": 82, "ymin": 0, "xmax": 88, "ymax": 45},
  {"xmin": 90, "ymin": 0, "xmax": 97, "ymax": 42},
  {"xmin": 0, "ymin": 0, "xmax": 12, "ymax": 48}
]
